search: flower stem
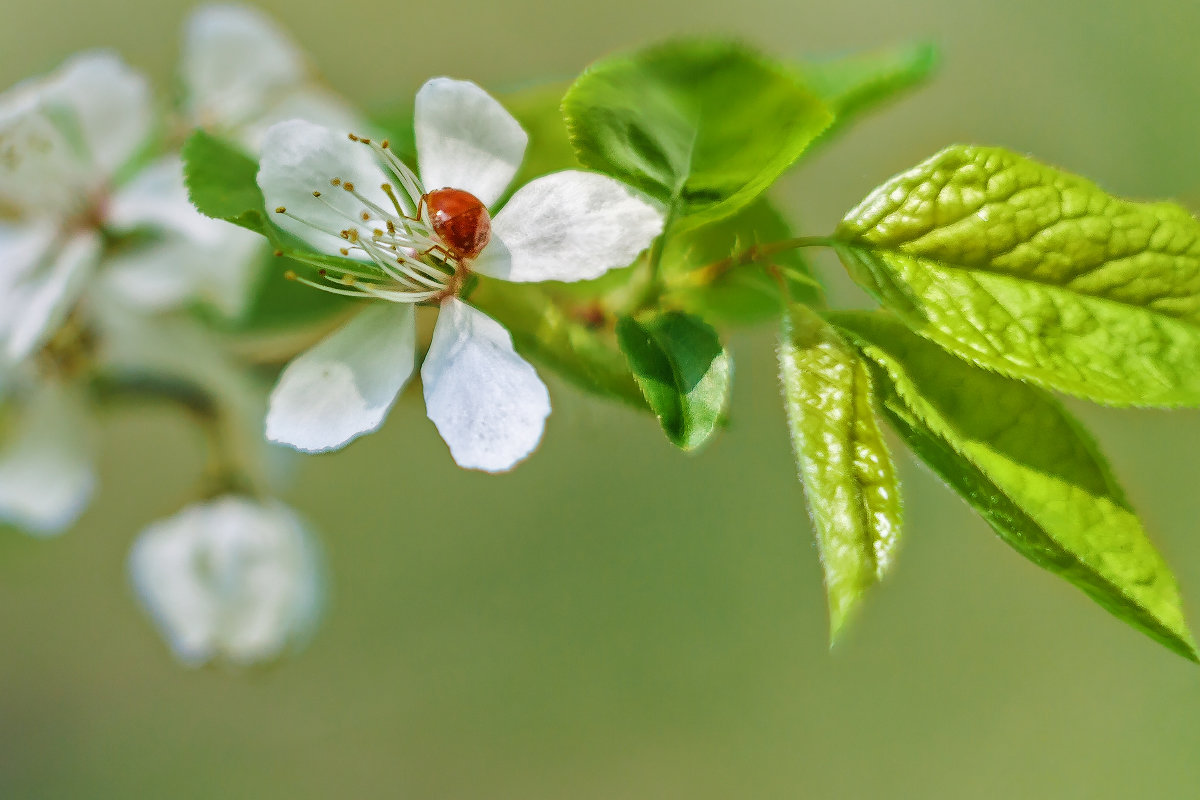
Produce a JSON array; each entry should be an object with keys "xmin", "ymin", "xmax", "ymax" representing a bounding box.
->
[
  {"xmin": 90, "ymin": 371, "xmax": 256, "ymax": 497},
  {"xmin": 690, "ymin": 235, "xmax": 835, "ymax": 286}
]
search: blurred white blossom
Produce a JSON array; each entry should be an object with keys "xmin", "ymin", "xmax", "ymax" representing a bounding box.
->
[
  {"xmin": 0, "ymin": 6, "xmax": 360, "ymax": 536},
  {"xmin": 128, "ymin": 495, "xmax": 324, "ymax": 666},
  {"xmin": 258, "ymin": 79, "xmax": 662, "ymax": 471},
  {"xmin": 182, "ymin": 3, "xmax": 358, "ymax": 150}
]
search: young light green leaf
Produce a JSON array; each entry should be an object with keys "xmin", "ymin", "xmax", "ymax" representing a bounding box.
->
[
  {"xmin": 798, "ymin": 41, "xmax": 938, "ymax": 134},
  {"xmin": 181, "ymin": 130, "xmax": 267, "ymax": 232},
  {"xmin": 563, "ymin": 40, "xmax": 832, "ymax": 228},
  {"xmin": 661, "ymin": 199, "xmax": 824, "ymax": 324},
  {"xmin": 831, "ymin": 311, "xmax": 1198, "ymax": 661},
  {"xmin": 834, "ymin": 145, "xmax": 1200, "ymax": 407},
  {"xmin": 470, "ymin": 277, "xmax": 648, "ymax": 410},
  {"xmin": 616, "ymin": 311, "xmax": 731, "ymax": 449},
  {"xmin": 779, "ymin": 305, "xmax": 902, "ymax": 641}
]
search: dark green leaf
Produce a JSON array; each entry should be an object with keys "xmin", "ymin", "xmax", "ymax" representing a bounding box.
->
[
  {"xmin": 798, "ymin": 41, "xmax": 937, "ymax": 140},
  {"xmin": 779, "ymin": 305, "xmax": 902, "ymax": 640},
  {"xmin": 831, "ymin": 311, "xmax": 1198, "ymax": 661},
  {"xmin": 616, "ymin": 311, "xmax": 730, "ymax": 449},
  {"xmin": 563, "ymin": 40, "xmax": 832, "ymax": 228}
]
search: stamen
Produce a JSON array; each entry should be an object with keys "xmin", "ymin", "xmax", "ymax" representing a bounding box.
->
[
  {"xmin": 365, "ymin": 139, "xmax": 425, "ymax": 204},
  {"xmin": 286, "ymin": 272, "xmax": 378, "ymax": 298},
  {"xmin": 277, "ymin": 207, "xmax": 355, "ymax": 241},
  {"xmin": 343, "ymin": 183, "xmax": 402, "ymax": 226},
  {"xmin": 358, "ymin": 237, "xmax": 443, "ymax": 290}
]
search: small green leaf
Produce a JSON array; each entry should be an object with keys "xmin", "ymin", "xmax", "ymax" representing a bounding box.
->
[
  {"xmin": 835, "ymin": 145, "xmax": 1200, "ymax": 407},
  {"xmin": 616, "ymin": 311, "xmax": 731, "ymax": 449},
  {"xmin": 798, "ymin": 41, "xmax": 938, "ymax": 137},
  {"xmin": 181, "ymin": 130, "xmax": 267, "ymax": 232},
  {"xmin": 779, "ymin": 305, "xmax": 902, "ymax": 640},
  {"xmin": 563, "ymin": 40, "xmax": 832, "ymax": 228},
  {"xmin": 661, "ymin": 199, "xmax": 824, "ymax": 324},
  {"xmin": 831, "ymin": 311, "xmax": 1198, "ymax": 661},
  {"xmin": 470, "ymin": 277, "xmax": 647, "ymax": 410}
]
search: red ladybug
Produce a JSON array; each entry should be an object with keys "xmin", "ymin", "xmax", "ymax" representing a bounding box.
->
[{"xmin": 424, "ymin": 188, "xmax": 491, "ymax": 261}]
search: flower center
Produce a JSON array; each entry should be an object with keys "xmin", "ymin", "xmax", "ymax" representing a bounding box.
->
[{"xmin": 273, "ymin": 134, "xmax": 486, "ymax": 306}]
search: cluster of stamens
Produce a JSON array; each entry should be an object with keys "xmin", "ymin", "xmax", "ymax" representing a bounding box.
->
[{"xmin": 274, "ymin": 135, "xmax": 461, "ymax": 304}]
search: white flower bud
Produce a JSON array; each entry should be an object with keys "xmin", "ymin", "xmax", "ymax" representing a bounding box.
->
[{"xmin": 128, "ymin": 496, "xmax": 324, "ymax": 666}]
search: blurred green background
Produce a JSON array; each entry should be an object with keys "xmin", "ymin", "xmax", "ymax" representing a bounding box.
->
[{"xmin": 4, "ymin": 1, "xmax": 1200, "ymax": 797}]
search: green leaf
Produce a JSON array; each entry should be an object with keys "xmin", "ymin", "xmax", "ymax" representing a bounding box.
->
[
  {"xmin": 779, "ymin": 305, "xmax": 902, "ymax": 640},
  {"xmin": 563, "ymin": 40, "xmax": 832, "ymax": 228},
  {"xmin": 616, "ymin": 311, "xmax": 731, "ymax": 449},
  {"xmin": 470, "ymin": 277, "xmax": 647, "ymax": 410},
  {"xmin": 798, "ymin": 41, "xmax": 938, "ymax": 137},
  {"xmin": 181, "ymin": 130, "xmax": 267, "ymax": 232},
  {"xmin": 661, "ymin": 199, "xmax": 824, "ymax": 324},
  {"xmin": 831, "ymin": 310, "xmax": 1198, "ymax": 661},
  {"xmin": 834, "ymin": 145, "xmax": 1200, "ymax": 407}
]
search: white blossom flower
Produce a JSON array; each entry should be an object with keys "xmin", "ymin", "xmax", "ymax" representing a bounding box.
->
[
  {"xmin": 128, "ymin": 495, "xmax": 324, "ymax": 666},
  {"xmin": 0, "ymin": 47, "xmax": 276, "ymax": 535},
  {"xmin": 258, "ymin": 78, "xmax": 664, "ymax": 471},
  {"xmin": 181, "ymin": 3, "xmax": 357, "ymax": 151}
]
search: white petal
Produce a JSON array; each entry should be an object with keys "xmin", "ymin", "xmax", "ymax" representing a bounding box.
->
[
  {"xmin": 415, "ymin": 78, "xmax": 527, "ymax": 207},
  {"xmin": 422, "ymin": 298, "xmax": 550, "ymax": 472},
  {"xmin": 234, "ymin": 87, "xmax": 361, "ymax": 154},
  {"xmin": 182, "ymin": 4, "xmax": 307, "ymax": 130},
  {"xmin": 0, "ymin": 382, "xmax": 95, "ymax": 535},
  {"xmin": 4, "ymin": 231, "xmax": 100, "ymax": 364},
  {"xmin": 106, "ymin": 157, "xmax": 227, "ymax": 243},
  {"xmin": 267, "ymin": 303, "xmax": 416, "ymax": 452},
  {"xmin": 39, "ymin": 51, "xmax": 152, "ymax": 177},
  {"xmin": 0, "ymin": 219, "xmax": 57, "ymax": 287},
  {"xmin": 482, "ymin": 171, "xmax": 664, "ymax": 283},
  {"xmin": 128, "ymin": 496, "xmax": 324, "ymax": 666},
  {"xmin": 96, "ymin": 225, "xmax": 263, "ymax": 318},
  {"xmin": 0, "ymin": 79, "xmax": 89, "ymax": 210},
  {"xmin": 257, "ymin": 119, "xmax": 391, "ymax": 255}
]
